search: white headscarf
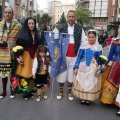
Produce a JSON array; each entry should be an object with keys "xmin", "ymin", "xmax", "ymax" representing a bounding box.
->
[{"xmin": 80, "ymin": 29, "xmax": 102, "ymax": 51}]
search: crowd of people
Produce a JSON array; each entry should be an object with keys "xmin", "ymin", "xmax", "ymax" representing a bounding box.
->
[
  {"xmin": 98, "ymin": 31, "xmax": 115, "ymax": 47},
  {"xmin": 0, "ymin": 6, "xmax": 120, "ymax": 117}
]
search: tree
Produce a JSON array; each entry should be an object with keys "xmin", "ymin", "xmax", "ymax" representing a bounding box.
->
[
  {"xmin": 36, "ymin": 13, "xmax": 42, "ymax": 27},
  {"xmin": 76, "ymin": 6, "xmax": 92, "ymax": 27},
  {"xmin": 41, "ymin": 13, "xmax": 52, "ymax": 27},
  {"xmin": 59, "ymin": 12, "xmax": 66, "ymax": 23}
]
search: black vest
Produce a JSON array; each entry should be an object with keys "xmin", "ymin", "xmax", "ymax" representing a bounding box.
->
[{"xmin": 60, "ymin": 22, "xmax": 82, "ymax": 53}]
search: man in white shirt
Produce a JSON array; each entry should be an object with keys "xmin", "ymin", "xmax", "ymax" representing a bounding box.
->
[{"xmin": 54, "ymin": 10, "xmax": 86, "ymax": 101}]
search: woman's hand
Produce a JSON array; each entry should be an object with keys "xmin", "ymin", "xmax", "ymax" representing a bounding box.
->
[
  {"xmin": 74, "ymin": 68, "xmax": 78, "ymax": 75},
  {"xmin": 95, "ymin": 70, "xmax": 101, "ymax": 77},
  {"xmin": 17, "ymin": 57, "xmax": 23, "ymax": 64},
  {"xmin": 32, "ymin": 75, "xmax": 36, "ymax": 79}
]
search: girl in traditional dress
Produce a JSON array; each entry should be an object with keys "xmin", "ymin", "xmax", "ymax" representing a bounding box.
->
[
  {"xmin": 100, "ymin": 29, "xmax": 120, "ymax": 116},
  {"xmin": 73, "ymin": 30, "xmax": 103, "ymax": 105},
  {"xmin": 32, "ymin": 45, "xmax": 50, "ymax": 102},
  {"xmin": 13, "ymin": 17, "xmax": 41, "ymax": 100}
]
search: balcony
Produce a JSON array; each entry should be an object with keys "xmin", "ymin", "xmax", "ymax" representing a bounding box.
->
[
  {"xmin": 21, "ymin": 3, "xmax": 25, "ymax": 8},
  {"xmin": 29, "ymin": 7, "xmax": 36, "ymax": 12},
  {"xmin": 76, "ymin": 0, "xmax": 89, "ymax": 8}
]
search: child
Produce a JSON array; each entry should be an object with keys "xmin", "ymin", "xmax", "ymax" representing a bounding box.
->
[
  {"xmin": 73, "ymin": 30, "xmax": 103, "ymax": 105},
  {"xmin": 32, "ymin": 45, "xmax": 50, "ymax": 102}
]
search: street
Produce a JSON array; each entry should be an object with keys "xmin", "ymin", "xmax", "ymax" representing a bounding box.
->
[{"xmin": 0, "ymin": 46, "xmax": 119, "ymax": 120}]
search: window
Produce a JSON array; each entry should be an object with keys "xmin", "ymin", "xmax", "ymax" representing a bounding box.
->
[
  {"xmin": 102, "ymin": 1, "xmax": 108, "ymax": 6},
  {"xmin": 30, "ymin": 1, "xmax": 32, "ymax": 7},
  {"xmin": 101, "ymin": 9, "xmax": 107, "ymax": 14},
  {"xmin": 90, "ymin": 2, "xmax": 95, "ymax": 6},
  {"xmin": 96, "ymin": 1, "xmax": 101, "ymax": 5}
]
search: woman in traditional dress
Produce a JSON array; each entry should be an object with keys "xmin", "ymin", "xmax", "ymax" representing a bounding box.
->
[
  {"xmin": 100, "ymin": 29, "xmax": 120, "ymax": 116},
  {"xmin": 12, "ymin": 17, "xmax": 41, "ymax": 100},
  {"xmin": 73, "ymin": 30, "xmax": 103, "ymax": 105}
]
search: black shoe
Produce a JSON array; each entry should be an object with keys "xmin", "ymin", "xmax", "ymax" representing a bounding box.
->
[
  {"xmin": 23, "ymin": 95, "xmax": 29, "ymax": 100},
  {"xmin": 81, "ymin": 100, "xmax": 86, "ymax": 104},
  {"xmin": 85, "ymin": 100, "xmax": 90, "ymax": 105},
  {"xmin": 29, "ymin": 94, "xmax": 34, "ymax": 98},
  {"xmin": 116, "ymin": 110, "xmax": 120, "ymax": 116}
]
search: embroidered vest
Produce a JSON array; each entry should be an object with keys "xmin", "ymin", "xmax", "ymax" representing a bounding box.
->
[{"xmin": 60, "ymin": 23, "xmax": 82, "ymax": 53}]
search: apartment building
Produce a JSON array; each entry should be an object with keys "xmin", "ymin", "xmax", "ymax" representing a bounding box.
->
[
  {"xmin": 55, "ymin": 3, "xmax": 75, "ymax": 23},
  {"xmin": 75, "ymin": 0, "xmax": 120, "ymax": 30},
  {"xmin": 49, "ymin": 0, "xmax": 61, "ymax": 25},
  {"xmin": 0, "ymin": 0, "xmax": 38, "ymax": 21}
]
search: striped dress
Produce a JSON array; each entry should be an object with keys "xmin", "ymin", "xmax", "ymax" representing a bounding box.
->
[{"xmin": 0, "ymin": 20, "xmax": 21, "ymax": 77}]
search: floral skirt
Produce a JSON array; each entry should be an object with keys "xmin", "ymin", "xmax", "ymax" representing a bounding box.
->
[
  {"xmin": 11, "ymin": 51, "xmax": 37, "ymax": 95},
  {"xmin": 100, "ymin": 64, "xmax": 119, "ymax": 104},
  {"xmin": 11, "ymin": 76, "xmax": 37, "ymax": 96}
]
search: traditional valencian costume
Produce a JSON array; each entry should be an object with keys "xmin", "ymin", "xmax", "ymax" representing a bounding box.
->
[
  {"xmin": 73, "ymin": 38, "xmax": 103, "ymax": 101},
  {"xmin": 54, "ymin": 22, "xmax": 86, "ymax": 101},
  {"xmin": 0, "ymin": 19, "xmax": 21, "ymax": 98},
  {"xmin": 100, "ymin": 40, "xmax": 120, "ymax": 104},
  {"xmin": 32, "ymin": 46, "xmax": 50, "ymax": 102},
  {"xmin": 11, "ymin": 17, "xmax": 41, "ymax": 99},
  {"xmin": 100, "ymin": 38, "xmax": 120, "ymax": 116}
]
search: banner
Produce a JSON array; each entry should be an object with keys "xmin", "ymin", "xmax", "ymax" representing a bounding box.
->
[{"xmin": 45, "ymin": 32, "xmax": 70, "ymax": 78}]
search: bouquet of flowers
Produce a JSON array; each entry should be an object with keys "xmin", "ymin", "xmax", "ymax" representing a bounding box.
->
[
  {"xmin": 95, "ymin": 55, "xmax": 108, "ymax": 75},
  {"xmin": 12, "ymin": 46, "xmax": 24, "ymax": 66},
  {"xmin": 97, "ymin": 55, "xmax": 108, "ymax": 65}
]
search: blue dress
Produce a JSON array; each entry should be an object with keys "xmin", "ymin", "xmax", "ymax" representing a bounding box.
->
[{"xmin": 72, "ymin": 43, "xmax": 103, "ymax": 101}]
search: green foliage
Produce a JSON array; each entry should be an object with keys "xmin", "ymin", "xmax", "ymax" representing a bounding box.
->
[
  {"xmin": 76, "ymin": 6, "xmax": 92, "ymax": 27},
  {"xmin": 41, "ymin": 13, "xmax": 52, "ymax": 26},
  {"xmin": 36, "ymin": 13, "xmax": 42, "ymax": 27},
  {"xmin": 59, "ymin": 12, "xmax": 66, "ymax": 24}
]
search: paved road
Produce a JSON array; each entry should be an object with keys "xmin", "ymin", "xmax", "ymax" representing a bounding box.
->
[{"xmin": 0, "ymin": 46, "xmax": 119, "ymax": 120}]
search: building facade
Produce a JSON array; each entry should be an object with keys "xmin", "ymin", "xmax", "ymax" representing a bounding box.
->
[
  {"xmin": 75, "ymin": 0, "xmax": 120, "ymax": 30},
  {"xmin": 0, "ymin": 0, "xmax": 38, "ymax": 21},
  {"xmin": 55, "ymin": 3, "xmax": 75, "ymax": 24},
  {"xmin": 49, "ymin": 0, "xmax": 61, "ymax": 25}
]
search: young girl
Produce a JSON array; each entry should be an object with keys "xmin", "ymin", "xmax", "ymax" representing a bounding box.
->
[
  {"xmin": 73, "ymin": 30, "xmax": 103, "ymax": 105},
  {"xmin": 32, "ymin": 45, "xmax": 50, "ymax": 102}
]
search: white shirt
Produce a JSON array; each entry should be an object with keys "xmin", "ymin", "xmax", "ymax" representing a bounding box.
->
[
  {"xmin": 32, "ymin": 57, "xmax": 45, "ymax": 75},
  {"xmin": 6, "ymin": 22, "xmax": 10, "ymax": 28},
  {"xmin": 53, "ymin": 23, "xmax": 86, "ymax": 43}
]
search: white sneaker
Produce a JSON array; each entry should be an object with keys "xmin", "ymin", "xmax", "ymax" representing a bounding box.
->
[
  {"xmin": 10, "ymin": 95, "xmax": 15, "ymax": 99},
  {"xmin": 43, "ymin": 94, "xmax": 47, "ymax": 99},
  {"xmin": 24, "ymin": 98, "xmax": 28, "ymax": 100},
  {"xmin": 0, "ymin": 96, "xmax": 3, "ymax": 99},
  {"xmin": 68, "ymin": 96, "xmax": 74, "ymax": 101},
  {"xmin": 56, "ymin": 95, "xmax": 62, "ymax": 100},
  {"xmin": 116, "ymin": 110, "xmax": 120, "ymax": 116},
  {"xmin": 36, "ymin": 95, "xmax": 41, "ymax": 102}
]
